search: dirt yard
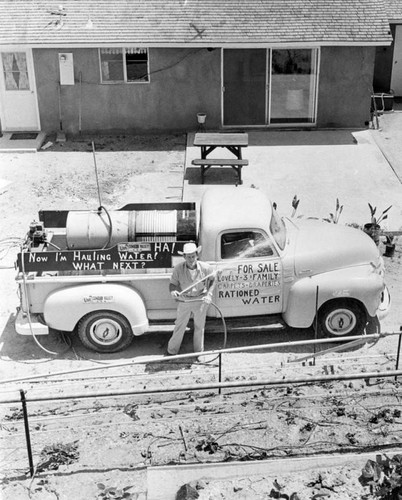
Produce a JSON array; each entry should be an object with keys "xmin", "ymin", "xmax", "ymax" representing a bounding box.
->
[{"xmin": 0, "ymin": 133, "xmax": 402, "ymax": 500}]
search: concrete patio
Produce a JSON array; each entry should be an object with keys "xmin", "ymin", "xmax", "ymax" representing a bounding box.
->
[{"xmin": 183, "ymin": 128, "xmax": 402, "ymax": 231}]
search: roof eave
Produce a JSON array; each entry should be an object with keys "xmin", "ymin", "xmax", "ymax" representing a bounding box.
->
[{"xmin": 0, "ymin": 40, "xmax": 393, "ymax": 48}]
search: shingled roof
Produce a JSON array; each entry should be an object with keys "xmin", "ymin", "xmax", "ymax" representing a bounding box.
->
[
  {"xmin": 386, "ymin": 0, "xmax": 402, "ymax": 20},
  {"xmin": 0, "ymin": 0, "xmax": 392, "ymax": 47}
]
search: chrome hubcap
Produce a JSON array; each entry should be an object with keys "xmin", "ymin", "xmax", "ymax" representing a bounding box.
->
[
  {"xmin": 90, "ymin": 319, "xmax": 122, "ymax": 345},
  {"xmin": 325, "ymin": 308, "xmax": 357, "ymax": 335}
]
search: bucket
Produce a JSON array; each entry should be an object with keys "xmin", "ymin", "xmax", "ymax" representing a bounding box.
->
[
  {"xmin": 384, "ymin": 244, "xmax": 395, "ymax": 258},
  {"xmin": 197, "ymin": 113, "xmax": 206, "ymax": 124}
]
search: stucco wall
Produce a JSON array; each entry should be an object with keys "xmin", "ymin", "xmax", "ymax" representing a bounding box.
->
[
  {"xmin": 33, "ymin": 47, "xmax": 222, "ymax": 134},
  {"xmin": 317, "ymin": 46, "xmax": 375, "ymax": 128},
  {"xmin": 33, "ymin": 45, "xmax": 376, "ymax": 133}
]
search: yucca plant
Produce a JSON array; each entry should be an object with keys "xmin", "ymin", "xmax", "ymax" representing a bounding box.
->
[
  {"xmin": 368, "ymin": 203, "xmax": 392, "ymax": 226},
  {"xmin": 291, "ymin": 195, "xmax": 300, "ymax": 217},
  {"xmin": 323, "ymin": 198, "xmax": 343, "ymax": 224}
]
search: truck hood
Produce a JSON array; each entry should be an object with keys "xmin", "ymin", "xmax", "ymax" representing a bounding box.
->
[{"xmin": 291, "ymin": 220, "xmax": 381, "ymax": 277}]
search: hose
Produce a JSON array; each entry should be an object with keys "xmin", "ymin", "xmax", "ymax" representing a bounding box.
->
[
  {"xmin": 0, "ymin": 237, "xmax": 25, "ymax": 268},
  {"xmin": 98, "ymin": 205, "xmax": 113, "ymax": 249},
  {"xmin": 19, "ymin": 246, "xmax": 72, "ymax": 356},
  {"xmin": 177, "ymin": 296, "xmax": 227, "ymax": 363}
]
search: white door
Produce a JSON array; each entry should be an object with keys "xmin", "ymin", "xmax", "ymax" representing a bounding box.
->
[
  {"xmin": 391, "ymin": 25, "xmax": 402, "ymax": 96},
  {"xmin": 0, "ymin": 49, "xmax": 40, "ymax": 131}
]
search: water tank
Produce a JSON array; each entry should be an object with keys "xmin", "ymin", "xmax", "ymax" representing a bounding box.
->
[{"xmin": 66, "ymin": 208, "xmax": 196, "ymax": 249}]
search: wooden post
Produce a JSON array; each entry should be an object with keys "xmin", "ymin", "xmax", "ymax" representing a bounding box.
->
[
  {"xmin": 20, "ymin": 389, "xmax": 34, "ymax": 477},
  {"xmin": 313, "ymin": 286, "xmax": 319, "ymax": 366},
  {"xmin": 218, "ymin": 353, "xmax": 222, "ymax": 395},
  {"xmin": 395, "ymin": 327, "xmax": 402, "ymax": 381}
]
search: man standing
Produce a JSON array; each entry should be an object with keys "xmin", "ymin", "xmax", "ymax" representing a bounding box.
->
[{"xmin": 166, "ymin": 242, "xmax": 215, "ymax": 360}]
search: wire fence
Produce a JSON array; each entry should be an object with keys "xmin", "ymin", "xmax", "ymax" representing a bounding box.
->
[{"xmin": 1, "ymin": 330, "xmax": 401, "ymax": 478}]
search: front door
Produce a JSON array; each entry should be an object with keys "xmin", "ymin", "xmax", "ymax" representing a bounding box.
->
[
  {"xmin": 0, "ymin": 49, "xmax": 40, "ymax": 131},
  {"xmin": 391, "ymin": 25, "xmax": 402, "ymax": 96},
  {"xmin": 223, "ymin": 49, "xmax": 267, "ymax": 126}
]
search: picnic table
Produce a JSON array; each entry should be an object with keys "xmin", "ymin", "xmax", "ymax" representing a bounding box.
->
[{"xmin": 192, "ymin": 132, "xmax": 249, "ymax": 184}]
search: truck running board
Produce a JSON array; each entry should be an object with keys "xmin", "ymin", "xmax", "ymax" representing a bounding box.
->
[{"xmin": 148, "ymin": 316, "xmax": 285, "ymax": 335}]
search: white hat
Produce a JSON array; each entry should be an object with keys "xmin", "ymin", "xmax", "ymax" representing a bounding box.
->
[{"xmin": 178, "ymin": 242, "xmax": 201, "ymax": 255}]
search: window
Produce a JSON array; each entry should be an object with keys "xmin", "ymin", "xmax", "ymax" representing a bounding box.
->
[
  {"xmin": 221, "ymin": 231, "xmax": 274, "ymax": 260},
  {"xmin": 1, "ymin": 52, "xmax": 30, "ymax": 90},
  {"xmin": 100, "ymin": 48, "xmax": 149, "ymax": 83}
]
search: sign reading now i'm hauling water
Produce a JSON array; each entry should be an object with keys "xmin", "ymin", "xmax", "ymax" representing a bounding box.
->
[{"xmin": 17, "ymin": 242, "xmax": 184, "ymax": 272}]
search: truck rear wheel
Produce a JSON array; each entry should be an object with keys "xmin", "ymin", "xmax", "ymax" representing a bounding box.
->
[
  {"xmin": 318, "ymin": 300, "xmax": 366, "ymax": 337},
  {"xmin": 77, "ymin": 311, "xmax": 133, "ymax": 353}
]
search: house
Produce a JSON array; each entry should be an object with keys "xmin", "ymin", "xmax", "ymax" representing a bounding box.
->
[
  {"xmin": 374, "ymin": 0, "xmax": 402, "ymax": 95},
  {"xmin": 0, "ymin": 0, "xmax": 392, "ymax": 135}
]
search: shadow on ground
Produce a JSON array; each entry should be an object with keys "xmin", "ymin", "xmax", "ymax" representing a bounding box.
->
[
  {"xmin": 0, "ymin": 313, "xmax": 381, "ymax": 365},
  {"xmin": 184, "ymin": 165, "xmax": 240, "ymax": 185},
  {"xmin": 40, "ymin": 133, "xmax": 187, "ymax": 153}
]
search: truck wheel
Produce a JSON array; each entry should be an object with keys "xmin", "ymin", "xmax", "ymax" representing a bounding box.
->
[
  {"xmin": 318, "ymin": 300, "xmax": 366, "ymax": 337},
  {"xmin": 77, "ymin": 311, "xmax": 133, "ymax": 353}
]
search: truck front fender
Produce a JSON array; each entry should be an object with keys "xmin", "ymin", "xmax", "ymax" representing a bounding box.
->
[
  {"xmin": 43, "ymin": 283, "xmax": 148, "ymax": 335},
  {"xmin": 283, "ymin": 266, "xmax": 384, "ymax": 328}
]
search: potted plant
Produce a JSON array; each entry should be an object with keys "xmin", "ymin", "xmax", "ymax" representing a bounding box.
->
[
  {"xmin": 364, "ymin": 204, "xmax": 392, "ymax": 245},
  {"xmin": 384, "ymin": 234, "xmax": 396, "ymax": 257}
]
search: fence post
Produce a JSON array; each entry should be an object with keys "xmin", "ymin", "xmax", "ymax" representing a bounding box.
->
[
  {"xmin": 20, "ymin": 389, "xmax": 34, "ymax": 477},
  {"xmin": 218, "ymin": 353, "xmax": 222, "ymax": 395},
  {"xmin": 313, "ymin": 286, "xmax": 319, "ymax": 366},
  {"xmin": 395, "ymin": 327, "xmax": 402, "ymax": 382}
]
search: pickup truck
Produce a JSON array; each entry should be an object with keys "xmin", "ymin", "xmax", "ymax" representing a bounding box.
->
[{"xmin": 15, "ymin": 186, "xmax": 390, "ymax": 353}]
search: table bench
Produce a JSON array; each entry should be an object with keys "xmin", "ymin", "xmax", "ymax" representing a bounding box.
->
[{"xmin": 191, "ymin": 158, "xmax": 248, "ymax": 184}]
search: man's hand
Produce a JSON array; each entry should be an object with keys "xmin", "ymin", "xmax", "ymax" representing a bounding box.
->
[
  {"xmin": 203, "ymin": 293, "xmax": 212, "ymax": 305},
  {"xmin": 171, "ymin": 290, "xmax": 180, "ymax": 299}
]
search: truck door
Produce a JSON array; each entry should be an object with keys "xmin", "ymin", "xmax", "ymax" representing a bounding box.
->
[{"xmin": 214, "ymin": 230, "xmax": 283, "ymax": 318}]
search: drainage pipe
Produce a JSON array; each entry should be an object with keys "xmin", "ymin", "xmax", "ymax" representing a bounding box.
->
[
  {"xmin": 1, "ymin": 369, "xmax": 402, "ymax": 405},
  {"xmin": 0, "ymin": 332, "xmax": 397, "ymax": 387}
]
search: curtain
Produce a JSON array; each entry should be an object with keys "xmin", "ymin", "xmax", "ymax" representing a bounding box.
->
[
  {"xmin": 15, "ymin": 52, "xmax": 29, "ymax": 89},
  {"xmin": 2, "ymin": 53, "xmax": 17, "ymax": 90}
]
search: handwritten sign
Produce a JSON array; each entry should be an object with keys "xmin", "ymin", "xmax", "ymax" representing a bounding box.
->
[
  {"xmin": 17, "ymin": 242, "xmax": 185, "ymax": 272},
  {"xmin": 217, "ymin": 260, "xmax": 282, "ymax": 306}
]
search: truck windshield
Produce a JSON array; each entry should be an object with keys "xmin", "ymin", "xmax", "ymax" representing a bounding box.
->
[{"xmin": 270, "ymin": 209, "xmax": 286, "ymax": 250}]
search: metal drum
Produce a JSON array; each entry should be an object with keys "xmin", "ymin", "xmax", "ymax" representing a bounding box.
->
[{"xmin": 65, "ymin": 209, "xmax": 193, "ymax": 249}]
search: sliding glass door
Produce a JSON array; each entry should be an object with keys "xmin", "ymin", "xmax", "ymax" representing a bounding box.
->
[
  {"xmin": 223, "ymin": 49, "xmax": 266, "ymax": 126},
  {"xmin": 223, "ymin": 48, "xmax": 319, "ymax": 126},
  {"xmin": 270, "ymin": 49, "xmax": 318, "ymax": 124}
]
